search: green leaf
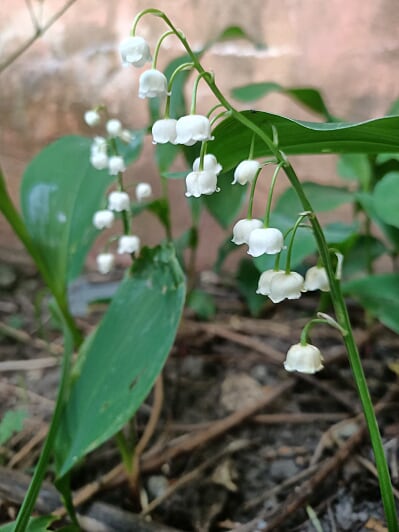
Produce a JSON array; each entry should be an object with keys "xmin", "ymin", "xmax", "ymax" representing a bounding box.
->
[
  {"xmin": 202, "ymin": 170, "xmax": 247, "ymax": 228},
  {"xmin": 211, "ymin": 112, "xmax": 399, "ymax": 171},
  {"xmin": 343, "ymin": 274, "xmax": 399, "ymax": 333},
  {"xmin": 337, "ymin": 153, "xmax": 372, "ymax": 188},
  {"xmin": 0, "ymin": 516, "xmax": 56, "ymax": 532},
  {"xmin": 20, "ymin": 135, "xmax": 141, "ymax": 295},
  {"xmin": 155, "ymin": 143, "xmax": 180, "ymax": 173},
  {"xmin": 274, "ymin": 182, "xmax": 353, "ymax": 217},
  {"xmin": 0, "ymin": 408, "xmax": 28, "ymax": 445},
  {"xmin": 231, "ymin": 83, "xmax": 333, "ymax": 120},
  {"xmin": 343, "ymin": 235, "xmax": 386, "ymax": 278},
  {"xmin": 213, "ymin": 236, "xmax": 239, "ymax": 274},
  {"xmin": 372, "ymin": 172, "xmax": 399, "ymax": 228},
  {"xmin": 55, "ymin": 244, "xmax": 185, "ymax": 477},
  {"xmin": 236, "ymin": 258, "xmax": 266, "ymax": 317},
  {"xmin": 187, "ymin": 289, "xmax": 216, "ymax": 320},
  {"xmin": 356, "ymin": 192, "xmax": 399, "ymax": 251}
]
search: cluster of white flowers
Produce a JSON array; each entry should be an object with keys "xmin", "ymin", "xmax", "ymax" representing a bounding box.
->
[{"xmin": 118, "ymin": 29, "xmax": 330, "ymax": 376}]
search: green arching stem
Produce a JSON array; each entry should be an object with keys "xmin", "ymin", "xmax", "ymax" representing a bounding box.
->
[
  {"xmin": 284, "ymin": 213, "xmax": 309, "ymax": 274},
  {"xmin": 150, "ymin": 11, "xmax": 398, "ymax": 528},
  {"xmin": 198, "ymin": 141, "xmax": 208, "ymax": 171},
  {"xmin": 152, "ymin": 30, "xmax": 175, "ymax": 69},
  {"xmin": 246, "ymin": 167, "xmax": 262, "ymax": 219},
  {"xmin": 300, "ymin": 317, "xmax": 331, "ymax": 345},
  {"xmin": 209, "ymin": 109, "xmax": 230, "ymax": 127},
  {"xmin": 130, "ymin": 8, "xmax": 164, "ymax": 36},
  {"xmin": 190, "ymin": 71, "xmax": 213, "ymax": 114},
  {"xmin": 109, "ymin": 138, "xmax": 131, "ymax": 235},
  {"xmin": 248, "ymin": 134, "xmax": 256, "ymax": 160},
  {"xmin": 263, "ymin": 162, "xmax": 283, "ymax": 227},
  {"xmin": 207, "ymin": 102, "xmax": 228, "ymax": 119}
]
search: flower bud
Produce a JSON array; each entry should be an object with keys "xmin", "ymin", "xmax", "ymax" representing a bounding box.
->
[
  {"xmin": 106, "ymin": 119, "xmax": 122, "ymax": 137},
  {"xmin": 152, "ymin": 118, "xmax": 177, "ymax": 144},
  {"xmin": 256, "ymin": 269, "xmax": 284, "ymax": 296},
  {"xmin": 135, "ymin": 182, "xmax": 152, "ymax": 202},
  {"xmin": 117, "ymin": 235, "xmax": 140, "ymax": 255},
  {"xmin": 139, "ymin": 69, "xmax": 168, "ymax": 99},
  {"xmin": 247, "ymin": 227, "xmax": 284, "ymax": 257},
  {"xmin": 108, "ymin": 191, "xmax": 130, "ymax": 212},
  {"xmin": 90, "ymin": 151, "xmax": 109, "ymax": 170},
  {"xmin": 175, "ymin": 115, "xmax": 213, "ymax": 146},
  {"xmin": 193, "ymin": 154, "xmax": 222, "ymax": 175},
  {"xmin": 268, "ymin": 271, "xmax": 304, "ymax": 303},
  {"xmin": 231, "ymin": 218, "xmax": 263, "ymax": 245},
  {"xmin": 304, "ymin": 266, "xmax": 330, "ymax": 292},
  {"xmin": 96, "ymin": 253, "xmax": 115, "ymax": 274},
  {"xmin": 92, "ymin": 209, "xmax": 115, "ymax": 230},
  {"xmin": 91, "ymin": 136, "xmax": 107, "ymax": 153},
  {"xmin": 108, "ymin": 156, "xmax": 126, "ymax": 175},
  {"xmin": 119, "ymin": 36, "xmax": 152, "ymax": 67},
  {"xmin": 284, "ymin": 343, "xmax": 324, "ymax": 374},
  {"xmin": 84, "ymin": 110, "xmax": 101, "ymax": 127},
  {"xmin": 232, "ymin": 160, "xmax": 261, "ymax": 185}
]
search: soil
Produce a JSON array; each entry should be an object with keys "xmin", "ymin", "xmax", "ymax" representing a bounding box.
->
[{"xmin": 0, "ymin": 256, "xmax": 398, "ymax": 531}]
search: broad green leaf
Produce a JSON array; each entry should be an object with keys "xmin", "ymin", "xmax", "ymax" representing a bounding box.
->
[
  {"xmin": 211, "ymin": 112, "xmax": 399, "ymax": 170},
  {"xmin": 322, "ymin": 222, "xmax": 359, "ymax": 246},
  {"xmin": 55, "ymin": 244, "xmax": 185, "ymax": 477},
  {"xmin": 274, "ymin": 182, "xmax": 353, "ymax": 217},
  {"xmin": 343, "ymin": 274, "xmax": 399, "ymax": 333},
  {"xmin": 20, "ymin": 135, "xmax": 143, "ymax": 295},
  {"xmin": 231, "ymin": 83, "xmax": 333, "ymax": 120},
  {"xmin": 213, "ymin": 236, "xmax": 239, "ymax": 274},
  {"xmin": 356, "ymin": 192, "xmax": 399, "ymax": 251},
  {"xmin": 0, "ymin": 516, "xmax": 56, "ymax": 532},
  {"xmin": 343, "ymin": 235, "xmax": 386, "ymax": 279},
  {"xmin": 372, "ymin": 172, "xmax": 399, "ymax": 228},
  {"xmin": 0, "ymin": 408, "xmax": 27, "ymax": 445},
  {"xmin": 202, "ymin": 170, "xmax": 247, "ymax": 229},
  {"xmin": 236, "ymin": 258, "xmax": 266, "ymax": 317},
  {"xmin": 337, "ymin": 154, "xmax": 372, "ymax": 188},
  {"xmin": 155, "ymin": 143, "xmax": 180, "ymax": 173}
]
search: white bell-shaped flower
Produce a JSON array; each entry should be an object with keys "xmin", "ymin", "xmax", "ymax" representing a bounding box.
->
[
  {"xmin": 117, "ymin": 235, "xmax": 140, "ymax": 255},
  {"xmin": 268, "ymin": 271, "xmax": 304, "ymax": 303},
  {"xmin": 152, "ymin": 118, "xmax": 177, "ymax": 144},
  {"xmin": 108, "ymin": 191, "xmax": 130, "ymax": 212},
  {"xmin": 135, "ymin": 182, "xmax": 152, "ymax": 202},
  {"xmin": 193, "ymin": 154, "xmax": 222, "ymax": 175},
  {"xmin": 138, "ymin": 69, "xmax": 168, "ymax": 99},
  {"xmin": 175, "ymin": 115, "xmax": 213, "ymax": 146},
  {"xmin": 304, "ymin": 266, "xmax": 330, "ymax": 292},
  {"xmin": 91, "ymin": 136, "xmax": 107, "ymax": 153},
  {"xmin": 185, "ymin": 170, "xmax": 218, "ymax": 197},
  {"xmin": 119, "ymin": 36, "xmax": 152, "ymax": 67},
  {"xmin": 119, "ymin": 129, "xmax": 133, "ymax": 143},
  {"xmin": 92, "ymin": 209, "xmax": 115, "ymax": 230},
  {"xmin": 96, "ymin": 253, "xmax": 115, "ymax": 274},
  {"xmin": 232, "ymin": 160, "xmax": 261, "ymax": 185},
  {"xmin": 284, "ymin": 342, "xmax": 324, "ymax": 374},
  {"xmin": 247, "ymin": 227, "xmax": 284, "ymax": 257},
  {"xmin": 90, "ymin": 151, "xmax": 109, "ymax": 170},
  {"xmin": 256, "ymin": 269, "xmax": 284, "ymax": 296},
  {"xmin": 108, "ymin": 156, "xmax": 126, "ymax": 175},
  {"xmin": 106, "ymin": 119, "xmax": 122, "ymax": 137},
  {"xmin": 231, "ymin": 218, "xmax": 263, "ymax": 245},
  {"xmin": 84, "ymin": 110, "xmax": 101, "ymax": 127}
]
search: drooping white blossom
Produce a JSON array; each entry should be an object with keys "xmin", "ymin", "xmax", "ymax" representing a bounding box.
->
[
  {"xmin": 232, "ymin": 160, "xmax": 261, "ymax": 185},
  {"xmin": 106, "ymin": 119, "xmax": 123, "ymax": 138},
  {"xmin": 247, "ymin": 227, "xmax": 284, "ymax": 257},
  {"xmin": 119, "ymin": 36, "xmax": 152, "ymax": 67},
  {"xmin": 185, "ymin": 170, "xmax": 219, "ymax": 198},
  {"xmin": 96, "ymin": 253, "xmax": 115, "ymax": 274},
  {"xmin": 304, "ymin": 266, "xmax": 330, "ymax": 292},
  {"xmin": 108, "ymin": 156, "xmax": 126, "ymax": 175},
  {"xmin": 152, "ymin": 118, "xmax": 177, "ymax": 144},
  {"xmin": 117, "ymin": 235, "xmax": 141, "ymax": 254},
  {"xmin": 135, "ymin": 182, "xmax": 152, "ymax": 202},
  {"xmin": 92, "ymin": 210, "xmax": 115, "ymax": 230},
  {"xmin": 90, "ymin": 151, "xmax": 109, "ymax": 170},
  {"xmin": 175, "ymin": 115, "xmax": 213, "ymax": 146},
  {"xmin": 268, "ymin": 271, "xmax": 304, "ymax": 303},
  {"xmin": 84, "ymin": 110, "xmax": 101, "ymax": 127},
  {"xmin": 108, "ymin": 191, "xmax": 130, "ymax": 212},
  {"xmin": 193, "ymin": 154, "xmax": 222, "ymax": 175},
  {"xmin": 139, "ymin": 69, "xmax": 168, "ymax": 99},
  {"xmin": 256, "ymin": 269, "xmax": 284, "ymax": 296},
  {"xmin": 231, "ymin": 218, "xmax": 263, "ymax": 245},
  {"xmin": 284, "ymin": 343, "xmax": 324, "ymax": 374}
]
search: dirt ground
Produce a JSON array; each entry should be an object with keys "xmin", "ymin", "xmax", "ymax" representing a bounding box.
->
[{"xmin": 0, "ymin": 255, "xmax": 398, "ymax": 531}]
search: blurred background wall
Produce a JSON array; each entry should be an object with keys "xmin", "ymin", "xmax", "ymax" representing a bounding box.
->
[{"xmin": 1, "ymin": 0, "xmax": 399, "ymax": 269}]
